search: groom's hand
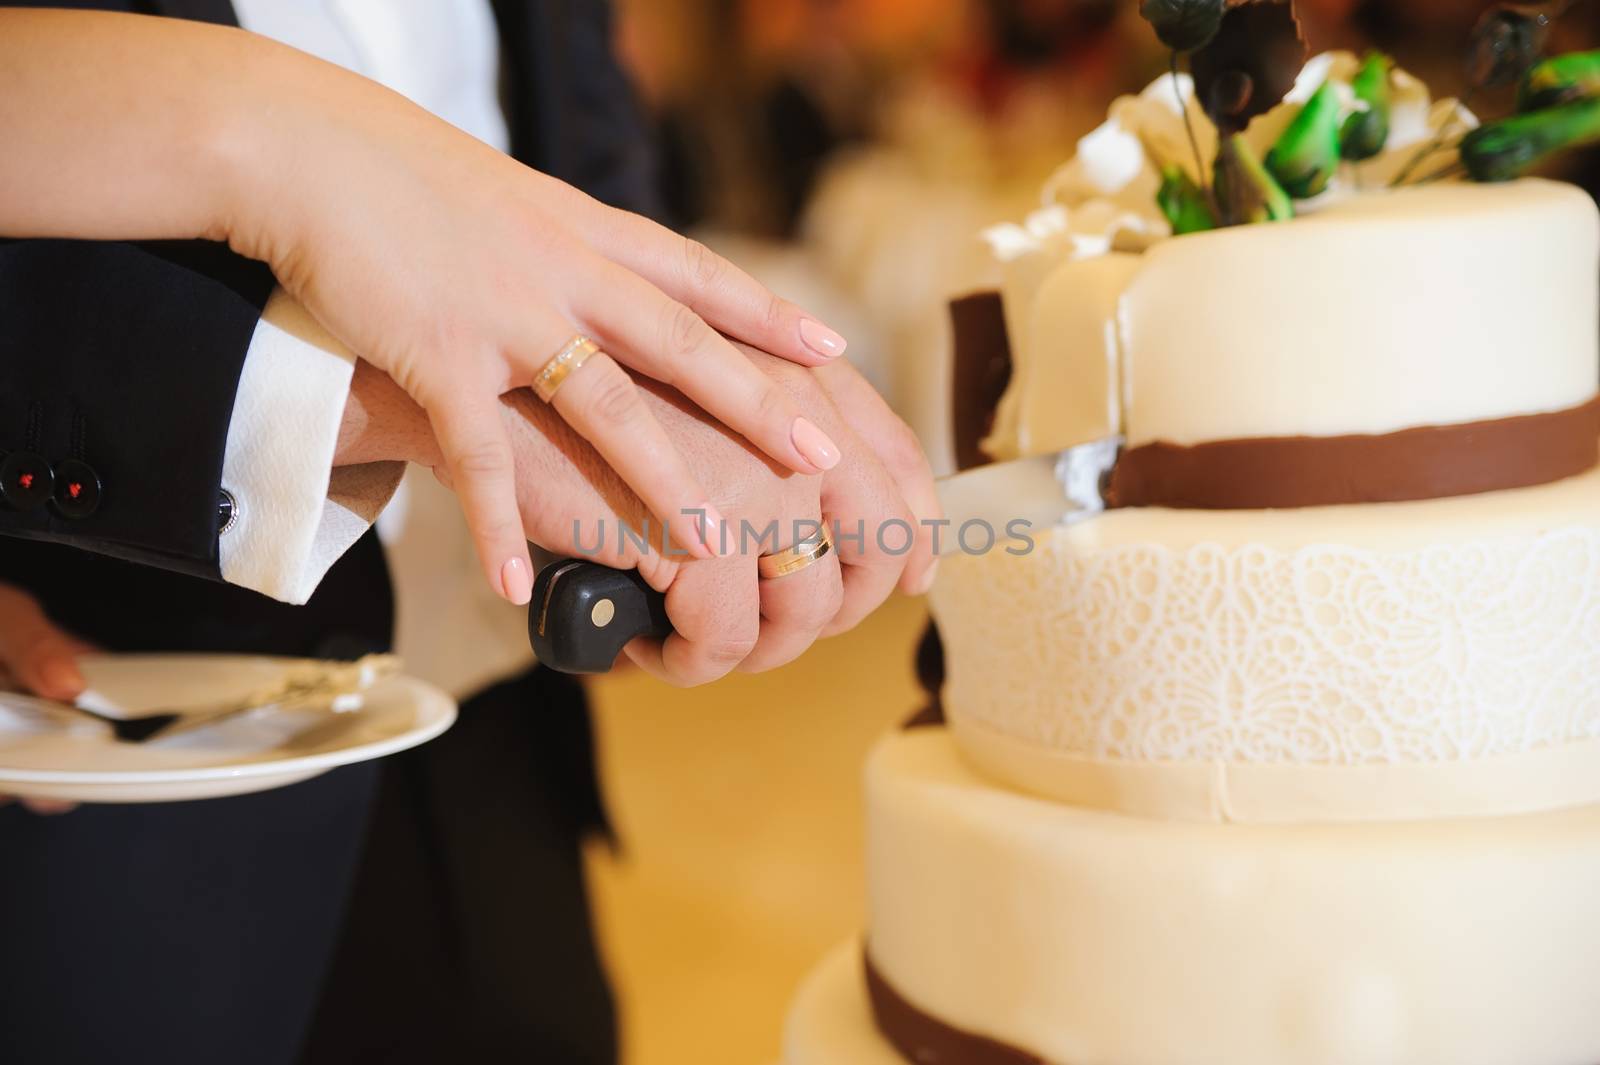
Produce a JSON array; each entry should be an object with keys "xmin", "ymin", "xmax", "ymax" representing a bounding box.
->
[
  {"xmin": 500, "ymin": 350, "xmax": 939, "ymax": 684},
  {"xmin": 637, "ymin": 346, "xmax": 940, "ymax": 678},
  {"xmin": 497, "ymin": 383, "xmax": 829, "ymax": 684}
]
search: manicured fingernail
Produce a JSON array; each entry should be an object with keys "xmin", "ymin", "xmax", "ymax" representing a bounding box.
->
[
  {"xmin": 40, "ymin": 659, "xmax": 83, "ymax": 698},
  {"xmin": 911, "ymin": 558, "xmax": 940, "ymax": 597},
  {"xmin": 699, "ymin": 504, "xmax": 727, "ymax": 556},
  {"xmin": 792, "ymin": 418, "xmax": 841, "ymax": 471},
  {"xmin": 799, "ymin": 318, "xmax": 847, "ymax": 359},
  {"xmin": 501, "ymin": 557, "xmax": 533, "ymax": 605}
]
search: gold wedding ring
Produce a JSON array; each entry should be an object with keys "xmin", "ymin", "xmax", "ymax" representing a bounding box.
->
[
  {"xmin": 758, "ymin": 528, "xmax": 833, "ymax": 580},
  {"xmin": 534, "ymin": 335, "xmax": 600, "ymax": 403}
]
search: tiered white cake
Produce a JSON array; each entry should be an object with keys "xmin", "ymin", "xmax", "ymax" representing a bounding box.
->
[{"xmin": 785, "ymin": 57, "xmax": 1600, "ymax": 1065}]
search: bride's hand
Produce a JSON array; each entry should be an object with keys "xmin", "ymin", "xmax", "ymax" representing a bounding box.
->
[{"xmin": 216, "ymin": 39, "xmax": 849, "ymax": 605}]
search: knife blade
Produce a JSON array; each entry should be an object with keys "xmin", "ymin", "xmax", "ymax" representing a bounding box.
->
[
  {"xmin": 932, "ymin": 435, "xmax": 1120, "ymax": 556},
  {"xmin": 527, "ymin": 436, "xmax": 1122, "ymax": 674}
]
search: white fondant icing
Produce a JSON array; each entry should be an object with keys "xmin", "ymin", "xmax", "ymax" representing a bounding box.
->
[
  {"xmin": 986, "ymin": 210, "xmax": 1148, "ymax": 463},
  {"xmin": 993, "ymin": 179, "xmax": 1600, "ymax": 459},
  {"xmin": 930, "ymin": 469, "xmax": 1600, "ymax": 821},
  {"xmin": 992, "ymin": 176, "xmax": 1592, "ymax": 458},
  {"xmin": 954, "ymin": 715, "xmax": 1600, "ymax": 825},
  {"xmin": 783, "ymin": 942, "xmax": 903, "ymax": 1065},
  {"xmin": 985, "ymin": 253, "xmax": 1141, "ymax": 459},
  {"xmin": 1122, "ymin": 179, "xmax": 1599, "ymax": 445},
  {"xmin": 867, "ymin": 730, "xmax": 1600, "ymax": 1065}
]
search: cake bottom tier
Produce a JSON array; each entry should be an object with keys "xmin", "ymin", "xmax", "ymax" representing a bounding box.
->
[
  {"xmin": 784, "ymin": 941, "xmax": 904, "ymax": 1065},
  {"xmin": 866, "ymin": 728, "xmax": 1600, "ymax": 1065}
]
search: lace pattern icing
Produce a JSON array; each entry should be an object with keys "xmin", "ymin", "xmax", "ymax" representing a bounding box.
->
[{"xmin": 931, "ymin": 529, "xmax": 1600, "ymax": 765}]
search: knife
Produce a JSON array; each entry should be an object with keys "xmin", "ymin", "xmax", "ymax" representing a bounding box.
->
[
  {"xmin": 528, "ymin": 557, "xmax": 673, "ymax": 674},
  {"xmin": 527, "ymin": 436, "xmax": 1122, "ymax": 674},
  {"xmin": 931, "ymin": 435, "xmax": 1120, "ymax": 555}
]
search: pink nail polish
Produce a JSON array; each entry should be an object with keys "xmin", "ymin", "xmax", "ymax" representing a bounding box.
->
[
  {"xmin": 501, "ymin": 557, "xmax": 533, "ymax": 605},
  {"xmin": 699, "ymin": 504, "xmax": 727, "ymax": 556},
  {"xmin": 799, "ymin": 318, "xmax": 848, "ymax": 359},
  {"xmin": 792, "ymin": 418, "xmax": 841, "ymax": 471}
]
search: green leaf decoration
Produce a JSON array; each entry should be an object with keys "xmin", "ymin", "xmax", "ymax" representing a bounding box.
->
[
  {"xmin": 1157, "ymin": 165, "xmax": 1219, "ymax": 234},
  {"xmin": 1462, "ymin": 95, "xmax": 1600, "ymax": 181},
  {"xmin": 1468, "ymin": 4, "xmax": 1557, "ymax": 92},
  {"xmin": 1266, "ymin": 80, "xmax": 1342, "ymax": 198},
  {"xmin": 1519, "ymin": 50, "xmax": 1600, "ymax": 111},
  {"xmin": 1138, "ymin": 0, "xmax": 1226, "ymax": 54},
  {"xmin": 1341, "ymin": 52, "xmax": 1394, "ymax": 161},
  {"xmin": 1191, "ymin": 0, "xmax": 1309, "ymax": 136},
  {"xmin": 1215, "ymin": 133, "xmax": 1294, "ymax": 224}
]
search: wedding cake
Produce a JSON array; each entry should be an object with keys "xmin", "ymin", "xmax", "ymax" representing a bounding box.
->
[{"xmin": 784, "ymin": 13, "xmax": 1600, "ymax": 1064}]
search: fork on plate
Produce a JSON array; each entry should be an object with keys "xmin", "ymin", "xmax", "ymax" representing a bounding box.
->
[{"xmin": 12, "ymin": 654, "xmax": 400, "ymax": 744}]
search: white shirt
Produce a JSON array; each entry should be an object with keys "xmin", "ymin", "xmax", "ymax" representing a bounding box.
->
[
  {"xmin": 233, "ymin": 0, "xmax": 507, "ymax": 149},
  {"xmin": 217, "ymin": 0, "xmax": 507, "ymax": 604}
]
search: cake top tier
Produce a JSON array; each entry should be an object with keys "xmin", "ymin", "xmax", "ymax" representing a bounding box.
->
[
  {"xmin": 1123, "ymin": 177, "xmax": 1597, "ymax": 447},
  {"xmin": 982, "ymin": 54, "xmax": 1600, "ymax": 461}
]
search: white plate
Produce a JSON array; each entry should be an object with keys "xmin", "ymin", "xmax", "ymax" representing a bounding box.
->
[{"xmin": 0, "ymin": 654, "xmax": 457, "ymax": 803}]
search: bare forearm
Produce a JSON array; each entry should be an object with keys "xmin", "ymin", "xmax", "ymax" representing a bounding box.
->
[
  {"xmin": 0, "ymin": 7, "xmax": 426, "ymax": 260},
  {"xmin": 0, "ymin": 11, "xmax": 271, "ymax": 240}
]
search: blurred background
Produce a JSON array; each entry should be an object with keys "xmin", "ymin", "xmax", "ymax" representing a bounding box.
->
[{"xmin": 548, "ymin": 2, "xmax": 1600, "ymax": 1063}]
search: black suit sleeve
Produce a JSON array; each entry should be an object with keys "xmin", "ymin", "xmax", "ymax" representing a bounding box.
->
[
  {"xmin": 0, "ymin": 238, "xmax": 275, "ymax": 579},
  {"xmin": 557, "ymin": 0, "xmax": 662, "ymax": 219},
  {"xmin": 495, "ymin": 0, "xmax": 664, "ymax": 220}
]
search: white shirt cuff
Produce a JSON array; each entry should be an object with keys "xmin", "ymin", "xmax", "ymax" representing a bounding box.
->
[{"xmin": 219, "ymin": 289, "xmax": 404, "ymax": 605}]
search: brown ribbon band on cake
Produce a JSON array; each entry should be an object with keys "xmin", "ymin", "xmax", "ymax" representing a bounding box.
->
[
  {"xmin": 949, "ymin": 291, "xmax": 1013, "ymax": 473},
  {"xmin": 865, "ymin": 951, "xmax": 1044, "ymax": 1065},
  {"xmin": 1106, "ymin": 396, "xmax": 1600, "ymax": 510}
]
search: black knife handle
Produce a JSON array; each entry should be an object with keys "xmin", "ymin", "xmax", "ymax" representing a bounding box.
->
[{"xmin": 528, "ymin": 560, "xmax": 672, "ymax": 674}]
